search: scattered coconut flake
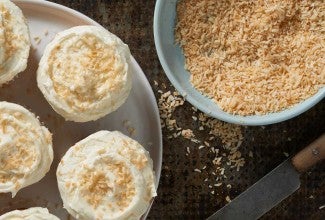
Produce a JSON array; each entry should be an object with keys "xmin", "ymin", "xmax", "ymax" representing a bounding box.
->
[
  {"xmin": 182, "ymin": 129, "xmax": 195, "ymax": 139},
  {"xmin": 204, "ymin": 141, "xmax": 210, "ymax": 147},
  {"xmin": 122, "ymin": 120, "xmax": 136, "ymax": 136},
  {"xmin": 33, "ymin": 36, "xmax": 41, "ymax": 45},
  {"xmin": 191, "ymin": 138, "xmax": 200, "ymax": 143},
  {"xmin": 158, "ymin": 91, "xmax": 184, "ymax": 131}
]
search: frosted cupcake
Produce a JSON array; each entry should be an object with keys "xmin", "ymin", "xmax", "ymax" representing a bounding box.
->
[
  {"xmin": 0, "ymin": 207, "xmax": 59, "ymax": 220},
  {"xmin": 0, "ymin": 102, "xmax": 53, "ymax": 197},
  {"xmin": 0, "ymin": 0, "xmax": 30, "ymax": 85},
  {"xmin": 37, "ymin": 25, "xmax": 132, "ymax": 122},
  {"xmin": 57, "ymin": 130, "xmax": 156, "ymax": 220}
]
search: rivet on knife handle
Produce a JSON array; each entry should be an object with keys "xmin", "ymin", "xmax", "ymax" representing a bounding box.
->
[{"xmin": 291, "ymin": 134, "xmax": 325, "ymax": 173}]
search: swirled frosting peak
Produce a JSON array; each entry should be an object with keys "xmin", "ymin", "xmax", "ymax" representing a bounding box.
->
[
  {"xmin": 0, "ymin": 102, "xmax": 53, "ymax": 197},
  {"xmin": 57, "ymin": 130, "xmax": 156, "ymax": 220},
  {"xmin": 0, "ymin": 0, "xmax": 30, "ymax": 85},
  {"xmin": 37, "ymin": 25, "xmax": 132, "ymax": 122},
  {"xmin": 0, "ymin": 207, "xmax": 59, "ymax": 220}
]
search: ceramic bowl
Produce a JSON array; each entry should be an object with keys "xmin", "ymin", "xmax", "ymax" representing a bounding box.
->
[{"xmin": 153, "ymin": 0, "xmax": 325, "ymax": 126}]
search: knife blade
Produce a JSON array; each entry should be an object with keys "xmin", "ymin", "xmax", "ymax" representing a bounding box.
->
[
  {"xmin": 207, "ymin": 134, "xmax": 325, "ymax": 220},
  {"xmin": 207, "ymin": 159, "xmax": 299, "ymax": 220}
]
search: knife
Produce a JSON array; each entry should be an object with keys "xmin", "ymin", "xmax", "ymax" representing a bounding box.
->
[{"xmin": 207, "ymin": 134, "xmax": 325, "ymax": 220}]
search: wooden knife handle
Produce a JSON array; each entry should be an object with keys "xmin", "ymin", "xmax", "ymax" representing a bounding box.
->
[{"xmin": 292, "ymin": 134, "xmax": 325, "ymax": 173}]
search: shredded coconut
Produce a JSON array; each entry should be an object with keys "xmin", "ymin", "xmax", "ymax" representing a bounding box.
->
[{"xmin": 175, "ymin": 0, "xmax": 325, "ymax": 115}]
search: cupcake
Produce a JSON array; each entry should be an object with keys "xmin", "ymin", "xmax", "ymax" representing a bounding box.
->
[
  {"xmin": 0, "ymin": 0, "xmax": 30, "ymax": 85},
  {"xmin": 57, "ymin": 130, "xmax": 156, "ymax": 220},
  {"xmin": 0, "ymin": 207, "xmax": 59, "ymax": 219},
  {"xmin": 0, "ymin": 102, "xmax": 53, "ymax": 197},
  {"xmin": 37, "ymin": 25, "xmax": 132, "ymax": 122}
]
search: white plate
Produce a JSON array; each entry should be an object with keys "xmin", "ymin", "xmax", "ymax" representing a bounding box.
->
[{"xmin": 0, "ymin": 0, "xmax": 162, "ymax": 219}]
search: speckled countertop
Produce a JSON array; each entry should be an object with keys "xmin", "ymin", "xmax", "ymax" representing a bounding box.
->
[{"xmin": 54, "ymin": 1, "xmax": 325, "ymax": 219}]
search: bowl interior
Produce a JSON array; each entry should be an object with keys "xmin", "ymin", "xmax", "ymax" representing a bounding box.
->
[{"xmin": 154, "ymin": 0, "xmax": 325, "ymax": 126}]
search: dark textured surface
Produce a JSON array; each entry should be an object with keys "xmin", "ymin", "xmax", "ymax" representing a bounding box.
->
[{"xmin": 53, "ymin": 0, "xmax": 325, "ymax": 219}]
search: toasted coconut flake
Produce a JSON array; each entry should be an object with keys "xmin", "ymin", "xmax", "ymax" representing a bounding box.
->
[{"xmin": 176, "ymin": 0, "xmax": 325, "ymax": 115}]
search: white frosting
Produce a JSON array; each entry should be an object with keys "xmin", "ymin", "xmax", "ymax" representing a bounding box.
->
[
  {"xmin": 57, "ymin": 130, "xmax": 156, "ymax": 220},
  {"xmin": 0, "ymin": 0, "xmax": 30, "ymax": 85},
  {"xmin": 0, "ymin": 207, "xmax": 59, "ymax": 220},
  {"xmin": 0, "ymin": 102, "xmax": 53, "ymax": 197},
  {"xmin": 37, "ymin": 25, "xmax": 132, "ymax": 122}
]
